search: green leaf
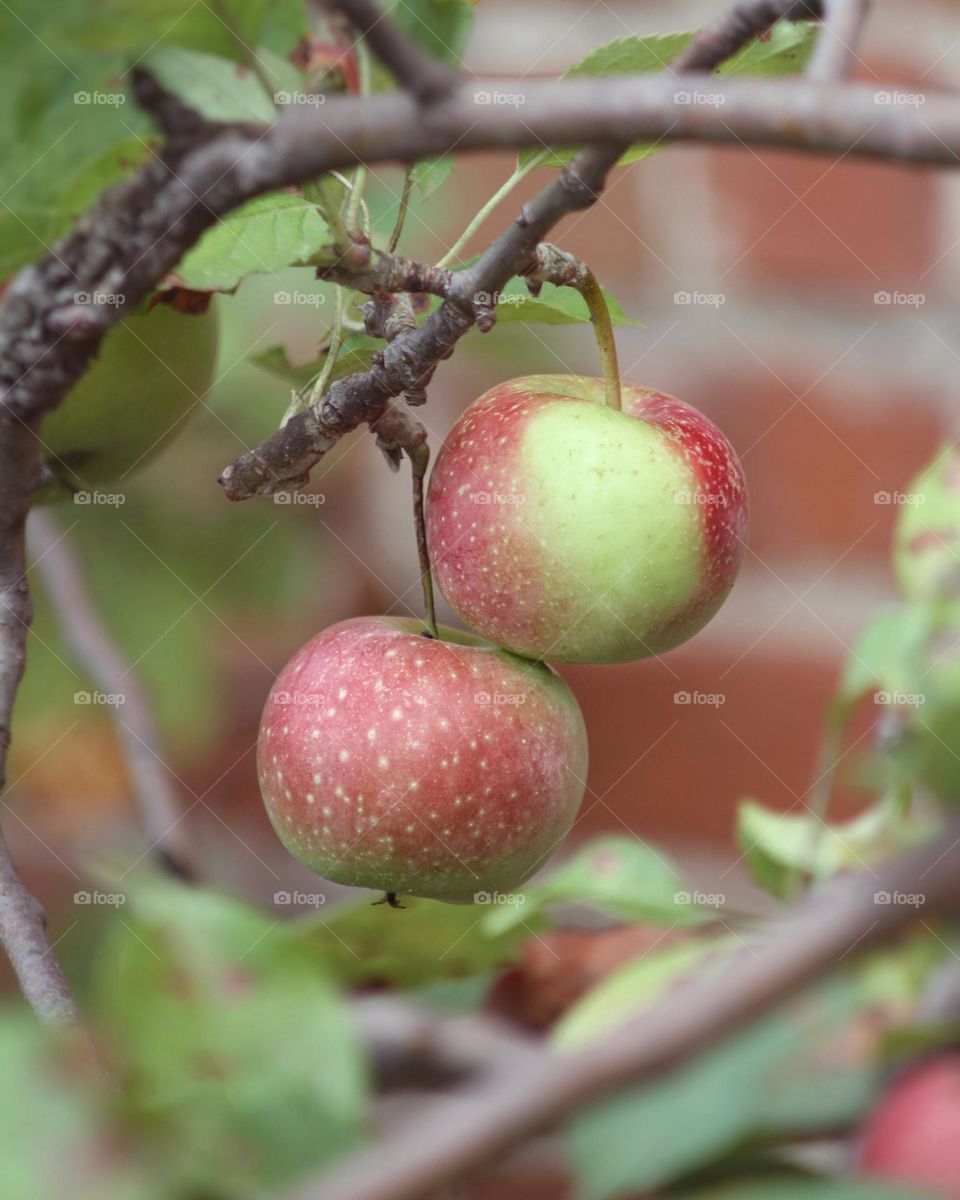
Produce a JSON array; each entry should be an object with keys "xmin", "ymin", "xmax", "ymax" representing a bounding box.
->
[
  {"xmin": 0, "ymin": 1013, "xmax": 160, "ymax": 1200},
  {"xmin": 481, "ymin": 835, "xmax": 708, "ymax": 936},
  {"xmin": 554, "ymin": 938, "xmax": 724, "ymax": 1047},
  {"xmin": 481, "ymin": 277, "xmax": 640, "ymax": 328},
  {"xmin": 386, "ymin": 0, "xmax": 473, "ymax": 67},
  {"xmin": 734, "ymin": 798, "xmax": 933, "ymax": 898},
  {"xmin": 411, "ymin": 156, "xmax": 456, "ymax": 199},
  {"xmin": 58, "ymin": 0, "xmax": 275, "ymax": 60},
  {"xmin": 894, "ymin": 444, "xmax": 960, "ymax": 601},
  {"xmin": 253, "ymin": 332, "xmax": 382, "ymax": 390},
  {"xmin": 835, "ymin": 602, "xmax": 933, "ymax": 717},
  {"xmin": 293, "ymin": 894, "xmax": 539, "ymax": 987},
  {"xmin": 521, "ymin": 20, "xmax": 815, "ymax": 169},
  {"xmin": 143, "ymin": 45, "xmax": 277, "ymax": 122},
  {"xmin": 93, "ymin": 878, "xmax": 366, "ymax": 1194},
  {"xmin": 566, "ymin": 978, "xmax": 876, "ymax": 1198},
  {"xmin": 170, "ymin": 193, "xmax": 330, "ymax": 291}
]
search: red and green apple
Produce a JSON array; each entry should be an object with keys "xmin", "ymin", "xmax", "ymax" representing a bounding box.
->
[
  {"xmin": 257, "ymin": 616, "xmax": 588, "ymax": 903},
  {"xmin": 426, "ymin": 375, "xmax": 748, "ymax": 664}
]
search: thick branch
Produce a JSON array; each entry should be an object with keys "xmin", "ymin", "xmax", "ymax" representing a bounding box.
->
[
  {"xmin": 672, "ymin": 0, "xmax": 820, "ymax": 72},
  {"xmin": 28, "ymin": 511, "xmax": 195, "ymax": 880},
  {"xmin": 289, "ymin": 822, "xmax": 960, "ymax": 1200}
]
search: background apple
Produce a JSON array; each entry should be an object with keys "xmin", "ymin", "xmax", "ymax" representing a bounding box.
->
[
  {"xmin": 858, "ymin": 1054, "xmax": 960, "ymax": 1194},
  {"xmin": 258, "ymin": 616, "xmax": 588, "ymax": 903},
  {"xmin": 426, "ymin": 374, "xmax": 748, "ymax": 665},
  {"xmin": 39, "ymin": 299, "xmax": 219, "ymax": 496}
]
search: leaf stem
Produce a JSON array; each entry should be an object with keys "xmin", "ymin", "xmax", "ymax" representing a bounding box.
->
[
  {"xmin": 576, "ymin": 266, "xmax": 621, "ymax": 410},
  {"xmin": 388, "ymin": 166, "xmax": 415, "ymax": 253},
  {"xmin": 345, "ymin": 40, "xmax": 373, "ymax": 236},
  {"xmin": 409, "ymin": 442, "xmax": 438, "ymax": 639},
  {"xmin": 437, "ymin": 161, "xmax": 536, "ymax": 269}
]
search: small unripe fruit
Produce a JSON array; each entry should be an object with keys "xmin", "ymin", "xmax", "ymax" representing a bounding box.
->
[
  {"xmin": 257, "ymin": 617, "xmax": 588, "ymax": 903},
  {"xmin": 426, "ymin": 375, "xmax": 748, "ymax": 664},
  {"xmin": 859, "ymin": 1054, "xmax": 960, "ymax": 1196}
]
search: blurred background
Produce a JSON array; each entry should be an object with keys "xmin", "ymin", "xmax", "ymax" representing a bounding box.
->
[{"xmin": 8, "ymin": 0, "xmax": 958, "ymax": 993}]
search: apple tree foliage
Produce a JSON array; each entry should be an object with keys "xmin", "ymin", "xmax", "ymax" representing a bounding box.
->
[{"xmin": 0, "ymin": 0, "xmax": 952, "ymax": 1196}]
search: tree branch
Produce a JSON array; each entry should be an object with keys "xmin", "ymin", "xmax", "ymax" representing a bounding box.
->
[
  {"xmin": 287, "ymin": 821, "xmax": 960, "ymax": 1200},
  {"xmin": 0, "ymin": 420, "xmax": 80, "ymax": 1025},
  {"xmin": 806, "ymin": 0, "xmax": 871, "ymax": 82},
  {"xmin": 28, "ymin": 511, "xmax": 196, "ymax": 881},
  {"xmin": 317, "ymin": 0, "xmax": 459, "ymax": 102}
]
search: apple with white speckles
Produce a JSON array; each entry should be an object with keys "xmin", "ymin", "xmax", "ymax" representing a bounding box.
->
[
  {"xmin": 426, "ymin": 375, "xmax": 749, "ymax": 664},
  {"xmin": 257, "ymin": 616, "xmax": 588, "ymax": 903}
]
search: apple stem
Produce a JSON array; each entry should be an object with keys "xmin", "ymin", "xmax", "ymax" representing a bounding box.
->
[
  {"xmin": 409, "ymin": 442, "xmax": 439, "ymax": 640},
  {"xmin": 578, "ymin": 266, "xmax": 622, "ymax": 411}
]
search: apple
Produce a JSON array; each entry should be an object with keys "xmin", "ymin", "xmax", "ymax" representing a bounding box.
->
[
  {"xmin": 257, "ymin": 616, "xmax": 588, "ymax": 903},
  {"xmin": 426, "ymin": 375, "xmax": 748, "ymax": 664},
  {"xmin": 39, "ymin": 299, "xmax": 219, "ymax": 496},
  {"xmin": 859, "ymin": 1054, "xmax": 960, "ymax": 1195}
]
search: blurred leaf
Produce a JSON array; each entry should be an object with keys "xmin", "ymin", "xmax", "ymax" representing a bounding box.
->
[
  {"xmin": 894, "ymin": 444, "xmax": 960, "ymax": 601},
  {"xmin": 144, "ymin": 45, "xmax": 276, "ymax": 122},
  {"xmin": 675, "ymin": 1178, "xmax": 931, "ymax": 1199},
  {"xmin": 521, "ymin": 20, "xmax": 815, "ymax": 169},
  {"xmin": 565, "ymin": 979, "xmax": 876, "ymax": 1199},
  {"xmin": 735, "ymin": 799, "xmax": 932, "ymax": 898},
  {"xmin": 294, "ymin": 894, "xmax": 540, "ymax": 987},
  {"xmin": 253, "ymin": 332, "xmax": 382, "ymax": 390},
  {"xmin": 554, "ymin": 938, "xmax": 724, "ymax": 1048},
  {"xmin": 95, "ymin": 878, "xmax": 366, "ymax": 1195},
  {"xmin": 0, "ymin": 1013, "xmax": 159, "ymax": 1200},
  {"xmin": 58, "ymin": 0, "xmax": 275, "ymax": 60},
  {"xmin": 411, "ymin": 155, "xmax": 455, "ymax": 199},
  {"xmin": 835, "ymin": 603, "xmax": 933, "ymax": 718},
  {"xmin": 170, "ymin": 193, "xmax": 330, "ymax": 291},
  {"xmin": 481, "ymin": 836, "xmax": 707, "ymax": 935},
  {"xmin": 385, "ymin": 0, "xmax": 473, "ymax": 66}
]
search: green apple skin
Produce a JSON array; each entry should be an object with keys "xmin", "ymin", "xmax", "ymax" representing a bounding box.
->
[
  {"xmin": 39, "ymin": 302, "xmax": 219, "ymax": 494},
  {"xmin": 258, "ymin": 617, "xmax": 587, "ymax": 903},
  {"xmin": 426, "ymin": 376, "xmax": 748, "ymax": 664}
]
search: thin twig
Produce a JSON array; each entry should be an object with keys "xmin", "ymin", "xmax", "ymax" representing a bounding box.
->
[
  {"xmin": 28, "ymin": 510, "xmax": 196, "ymax": 880},
  {"xmin": 0, "ymin": 420, "xmax": 80, "ymax": 1025}
]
